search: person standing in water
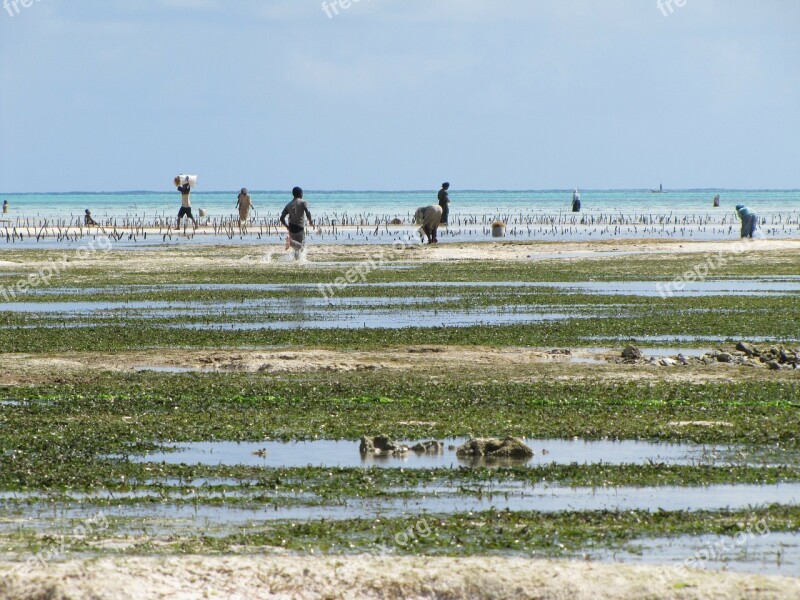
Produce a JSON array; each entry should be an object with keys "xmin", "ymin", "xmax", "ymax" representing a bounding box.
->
[
  {"xmin": 237, "ymin": 188, "xmax": 253, "ymax": 224},
  {"xmin": 736, "ymin": 204, "xmax": 758, "ymax": 238},
  {"xmin": 572, "ymin": 189, "xmax": 582, "ymax": 213},
  {"xmin": 438, "ymin": 182, "xmax": 451, "ymax": 226},
  {"xmin": 2, "ymin": 200, "xmax": 8, "ymax": 214},
  {"xmin": 280, "ymin": 187, "xmax": 314, "ymax": 259},
  {"xmin": 176, "ymin": 179, "xmax": 198, "ymax": 229}
]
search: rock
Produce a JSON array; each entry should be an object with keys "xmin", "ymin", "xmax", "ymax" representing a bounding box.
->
[
  {"xmin": 767, "ymin": 361, "xmax": 783, "ymax": 371},
  {"xmin": 659, "ymin": 357, "xmax": 677, "ymax": 367},
  {"xmin": 621, "ymin": 345, "xmax": 642, "ymax": 360},
  {"xmin": 411, "ymin": 440, "xmax": 444, "ymax": 453},
  {"xmin": 677, "ymin": 354, "xmax": 690, "ymax": 365},
  {"xmin": 359, "ymin": 435, "xmax": 409, "ymax": 456},
  {"xmin": 390, "ymin": 218, "xmax": 403, "ymax": 225},
  {"xmin": 736, "ymin": 341, "xmax": 756, "ymax": 356},
  {"xmin": 456, "ymin": 437, "xmax": 534, "ymax": 459},
  {"xmin": 716, "ymin": 352, "xmax": 734, "ymax": 363},
  {"xmin": 549, "ymin": 349, "xmax": 572, "ymax": 356}
]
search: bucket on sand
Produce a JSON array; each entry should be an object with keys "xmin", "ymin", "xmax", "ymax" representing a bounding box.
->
[
  {"xmin": 491, "ymin": 221, "xmax": 506, "ymax": 238},
  {"xmin": 174, "ymin": 174, "xmax": 198, "ymax": 188}
]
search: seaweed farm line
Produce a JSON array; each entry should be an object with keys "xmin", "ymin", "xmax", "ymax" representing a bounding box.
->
[
  {"xmin": 125, "ymin": 438, "xmax": 800, "ymax": 469},
  {"xmin": 2, "ymin": 208, "xmax": 800, "ymax": 246}
]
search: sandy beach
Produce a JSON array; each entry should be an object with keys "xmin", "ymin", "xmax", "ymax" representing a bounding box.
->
[{"xmin": 4, "ymin": 556, "xmax": 800, "ymax": 600}]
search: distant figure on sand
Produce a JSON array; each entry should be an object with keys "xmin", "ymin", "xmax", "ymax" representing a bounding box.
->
[
  {"xmin": 713, "ymin": 194, "xmax": 720, "ymax": 208},
  {"xmin": 414, "ymin": 205, "xmax": 443, "ymax": 244},
  {"xmin": 280, "ymin": 187, "xmax": 314, "ymax": 259},
  {"xmin": 237, "ymin": 188, "xmax": 253, "ymax": 223},
  {"xmin": 438, "ymin": 183, "xmax": 451, "ymax": 225},
  {"xmin": 572, "ymin": 189, "xmax": 582, "ymax": 213},
  {"xmin": 2, "ymin": 200, "xmax": 8, "ymax": 214},
  {"xmin": 84, "ymin": 209, "xmax": 98, "ymax": 226},
  {"xmin": 736, "ymin": 204, "xmax": 758, "ymax": 238},
  {"xmin": 176, "ymin": 180, "xmax": 198, "ymax": 229}
]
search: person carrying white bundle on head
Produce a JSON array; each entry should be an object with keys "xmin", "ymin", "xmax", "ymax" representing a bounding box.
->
[{"xmin": 174, "ymin": 175, "xmax": 198, "ymax": 229}]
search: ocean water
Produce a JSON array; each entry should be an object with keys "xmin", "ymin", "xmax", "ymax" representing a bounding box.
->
[
  {"xmin": 1, "ymin": 189, "xmax": 797, "ymax": 222},
  {"xmin": 0, "ymin": 190, "xmax": 797, "ymax": 246}
]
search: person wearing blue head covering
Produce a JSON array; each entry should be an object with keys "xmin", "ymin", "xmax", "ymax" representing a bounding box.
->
[{"xmin": 736, "ymin": 204, "xmax": 758, "ymax": 238}]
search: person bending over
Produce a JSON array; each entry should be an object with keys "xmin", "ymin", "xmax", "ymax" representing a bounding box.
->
[
  {"xmin": 736, "ymin": 204, "xmax": 758, "ymax": 239},
  {"xmin": 414, "ymin": 205, "xmax": 443, "ymax": 244}
]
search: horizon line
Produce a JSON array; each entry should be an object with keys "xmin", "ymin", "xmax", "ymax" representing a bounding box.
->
[{"xmin": 3, "ymin": 188, "xmax": 799, "ymax": 195}]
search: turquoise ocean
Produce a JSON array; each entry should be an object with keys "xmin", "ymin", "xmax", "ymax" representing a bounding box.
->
[
  {"xmin": 0, "ymin": 190, "xmax": 797, "ymax": 246},
  {"xmin": 1, "ymin": 190, "xmax": 797, "ymax": 221}
]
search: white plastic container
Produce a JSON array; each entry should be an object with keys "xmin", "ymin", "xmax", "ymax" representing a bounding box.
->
[{"xmin": 174, "ymin": 175, "xmax": 198, "ymax": 188}]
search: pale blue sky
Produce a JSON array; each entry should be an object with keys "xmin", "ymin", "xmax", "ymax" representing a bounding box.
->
[{"xmin": 1, "ymin": 0, "xmax": 798, "ymax": 192}]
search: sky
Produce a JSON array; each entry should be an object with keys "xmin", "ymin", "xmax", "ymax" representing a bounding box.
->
[{"xmin": 0, "ymin": 0, "xmax": 798, "ymax": 192}]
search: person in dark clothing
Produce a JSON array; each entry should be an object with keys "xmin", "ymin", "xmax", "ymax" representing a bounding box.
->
[
  {"xmin": 572, "ymin": 189, "xmax": 582, "ymax": 213},
  {"xmin": 437, "ymin": 182, "xmax": 450, "ymax": 225},
  {"xmin": 84, "ymin": 209, "xmax": 98, "ymax": 226},
  {"xmin": 280, "ymin": 187, "xmax": 314, "ymax": 259},
  {"xmin": 176, "ymin": 181, "xmax": 197, "ymax": 228},
  {"xmin": 736, "ymin": 204, "xmax": 758, "ymax": 238}
]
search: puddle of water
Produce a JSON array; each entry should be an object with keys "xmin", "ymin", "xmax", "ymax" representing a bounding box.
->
[
  {"xmin": 4, "ymin": 483, "xmax": 798, "ymax": 528},
  {"xmin": 588, "ymin": 335, "xmax": 800, "ymax": 344},
  {"xmin": 0, "ymin": 301, "xmax": 179, "ymax": 313},
  {"xmin": 32, "ymin": 277, "xmax": 799, "ymax": 297},
  {"xmin": 543, "ymin": 281, "xmax": 800, "ymax": 297},
  {"xmin": 165, "ymin": 311, "xmax": 584, "ymax": 331},
  {"xmin": 0, "ymin": 297, "xmax": 448, "ymax": 314},
  {"xmin": 593, "ymin": 531, "xmax": 800, "ymax": 576},
  {"xmin": 638, "ymin": 347, "xmax": 715, "ymax": 357},
  {"xmin": 545, "ymin": 355, "xmax": 607, "ymax": 365},
  {"xmin": 134, "ymin": 366, "xmax": 208, "ymax": 374},
  {"xmin": 123, "ymin": 438, "xmax": 798, "ymax": 469}
]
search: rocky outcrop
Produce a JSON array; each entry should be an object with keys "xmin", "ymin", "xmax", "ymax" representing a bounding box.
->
[
  {"xmin": 614, "ymin": 342, "xmax": 799, "ymax": 370},
  {"xmin": 456, "ymin": 437, "xmax": 533, "ymax": 459},
  {"xmin": 411, "ymin": 441, "xmax": 444, "ymax": 453},
  {"xmin": 621, "ymin": 345, "xmax": 643, "ymax": 361},
  {"xmin": 359, "ymin": 435, "xmax": 409, "ymax": 456}
]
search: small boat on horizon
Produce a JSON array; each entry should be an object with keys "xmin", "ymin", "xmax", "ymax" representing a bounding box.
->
[{"xmin": 651, "ymin": 184, "xmax": 665, "ymax": 193}]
